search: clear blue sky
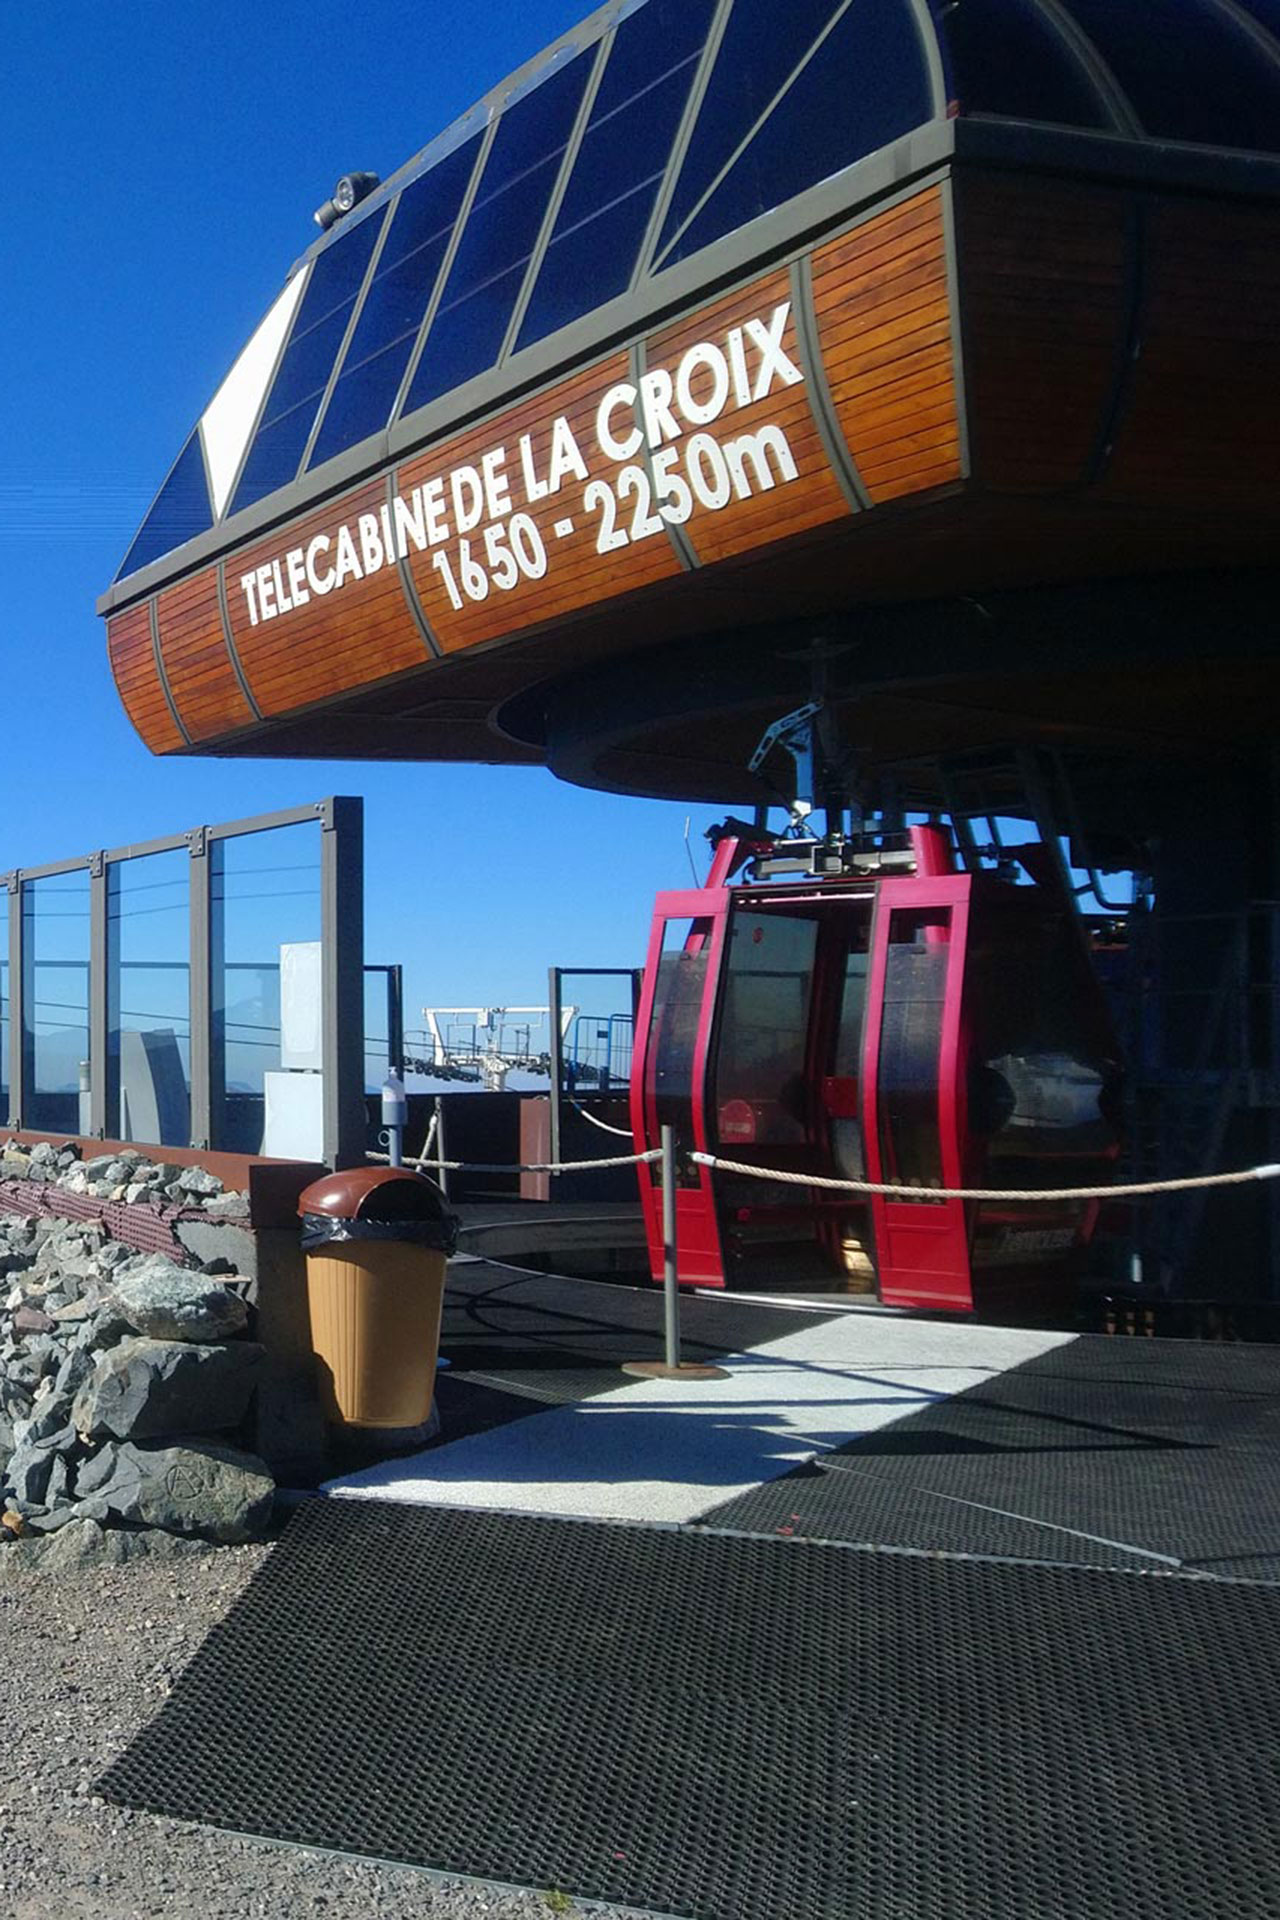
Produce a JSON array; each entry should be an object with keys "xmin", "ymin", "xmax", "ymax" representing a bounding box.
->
[{"xmin": 0, "ymin": 1, "xmax": 728, "ymax": 1030}]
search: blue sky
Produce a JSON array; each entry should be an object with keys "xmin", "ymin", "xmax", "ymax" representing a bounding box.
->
[{"xmin": 0, "ymin": 1, "xmax": 728, "ymax": 1033}]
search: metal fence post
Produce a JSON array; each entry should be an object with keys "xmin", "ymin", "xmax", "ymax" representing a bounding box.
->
[
  {"xmin": 6, "ymin": 874, "xmax": 21, "ymax": 1130},
  {"xmin": 321, "ymin": 797, "xmax": 365, "ymax": 1169},
  {"xmin": 88, "ymin": 853, "xmax": 109, "ymax": 1139},
  {"xmin": 188, "ymin": 826, "xmax": 213, "ymax": 1151}
]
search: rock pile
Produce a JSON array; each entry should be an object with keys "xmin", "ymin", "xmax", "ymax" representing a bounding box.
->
[{"xmin": 0, "ymin": 1142, "xmax": 274, "ymax": 1568}]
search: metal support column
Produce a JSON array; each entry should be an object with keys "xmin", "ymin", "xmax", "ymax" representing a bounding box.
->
[
  {"xmin": 548, "ymin": 964, "xmax": 564, "ymax": 1168},
  {"xmin": 5, "ymin": 874, "xmax": 21, "ymax": 1130},
  {"xmin": 321, "ymin": 795, "xmax": 365, "ymax": 1169},
  {"xmin": 88, "ymin": 853, "xmax": 109, "ymax": 1139},
  {"xmin": 188, "ymin": 826, "xmax": 213, "ymax": 1151}
]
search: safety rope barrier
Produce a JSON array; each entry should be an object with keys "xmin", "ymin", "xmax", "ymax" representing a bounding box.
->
[
  {"xmin": 689, "ymin": 1151, "xmax": 1280, "ymax": 1204},
  {"xmin": 568, "ymin": 1101, "xmax": 636, "ymax": 1140},
  {"xmin": 368, "ymin": 1147, "xmax": 660, "ymax": 1175}
]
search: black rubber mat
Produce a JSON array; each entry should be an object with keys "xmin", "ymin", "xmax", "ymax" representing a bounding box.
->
[
  {"xmin": 704, "ymin": 1332, "xmax": 1280, "ymax": 1578},
  {"xmin": 101, "ymin": 1498, "xmax": 1280, "ymax": 1920}
]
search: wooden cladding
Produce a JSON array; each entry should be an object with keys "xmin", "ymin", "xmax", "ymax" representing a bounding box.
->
[
  {"xmin": 108, "ymin": 160, "xmax": 1280, "ymax": 769},
  {"xmin": 109, "ymin": 181, "xmax": 966, "ymax": 758},
  {"xmin": 811, "ymin": 183, "xmax": 962, "ymax": 502}
]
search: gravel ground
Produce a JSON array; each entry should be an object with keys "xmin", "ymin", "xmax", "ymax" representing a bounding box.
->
[{"xmin": 0, "ymin": 1537, "xmax": 625, "ymax": 1920}]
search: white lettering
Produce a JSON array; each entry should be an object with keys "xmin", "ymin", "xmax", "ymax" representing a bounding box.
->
[
  {"xmin": 380, "ymin": 501, "xmax": 395, "ymax": 562},
  {"xmin": 481, "ymin": 446, "xmax": 512, "ymax": 523},
  {"xmin": 727, "ymin": 327, "xmax": 753, "ymax": 408},
  {"xmin": 686, "ymin": 432, "xmax": 732, "ymax": 511},
  {"xmin": 596, "ymin": 383, "xmax": 642, "ymax": 462},
  {"xmin": 285, "ymin": 546, "xmax": 310, "ymax": 609},
  {"xmin": 676, "ymin": 343, "xmax": 730, "ymax": 428},
  {"xmin": 451, "ymin": 464, "xmax": 484, "ymax": 534},
  {"xmin": 547, "ymin": 416, "xmax": 587, "ymax": 491},
  {"xmin": 271, "ymin": 557, "xmax": 292, "ymax": 615},
  {"xmin": 358, "ymin": 512, "xmax": 384, "ymax": 575},
  {"xmin": 422, "ymin": 476, "xmax": 449, "ymax": 545},
  {"xmin": 638, "ymin": 367, "xmax": 682, "ymax": 448},
  {"xmin": 306, "ymin": 533, "xmax": 335, "ymax": 596},
  {"xmin": 334, "ymin": 523, "xmax": 362, "ymax": 586},
  {"xmin": 519, "ymin": 432, "xmax": 550, "ymax": 503},
  {"xmin": 258, "ymin": 563, "xmax": 278, "ymax": 620},
  {"xmin": 723, "ymin": 424, "xmax": 798, "ymax": 498},
  {"xmin": 393, "ymin": 489, "xmax": 429, "ymax": 557},
  {"xmin": 746, "ymin": 302, "xmax": 803, "ymax": 401},
  {"xmin": 240, "ymin": 572, "xmax": 260, "ymax": 626}
]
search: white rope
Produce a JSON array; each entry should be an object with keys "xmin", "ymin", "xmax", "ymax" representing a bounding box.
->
[
  {"xmin": 690, "ymin": 1151, "xmax": 1280, "ymax": 1204},
  {"xmin": 367, "ymin": 1148, "xmax": 660, "ymax": 1175},
  {"xmin": 568, "ymin": 1101, "xmax": 635, "ymax": 1140}
]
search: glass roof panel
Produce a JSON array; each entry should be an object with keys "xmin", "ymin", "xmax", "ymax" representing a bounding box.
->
[
  {"xmin": 116, "ymin": 432, "xmax": 212, "ymax": 581},
  {"xmin": 306, "ymin": 133, "xmax": 482, "ymax": 468},
  {"xmin": 229, "ymin": 206, "xmax": 385, "ymax": 514},
  {"xmin": 1057, "ymin": 0, "xmax": 1280, "ymax": 150},
  {"xmin": 655, "ymin": 0, "xmax": 854, "ymax": 260},
  {"xmin": 938, "ymin": 0, "xmax": 1115, "ymax": 130},
  {"xmin": 659, "ymin": 0, "xmax": 933, "ymax": 269},
  {"xmin": 403, "ymin": 48, "xmax": 594, "ymax": 413},
  {"xmin": 516, "ymin": 0, "xmax": 716, "ymax": 350}
]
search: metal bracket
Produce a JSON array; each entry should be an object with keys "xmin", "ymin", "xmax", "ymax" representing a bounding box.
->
[{"xmin": 187, "ymin": 826, "xmax": 208, "ymax": 860}]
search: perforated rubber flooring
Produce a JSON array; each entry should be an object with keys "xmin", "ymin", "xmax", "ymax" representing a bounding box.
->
[
  {"xmin": 101, "ymin": 1497, "xmax": 1280, "ymax": 1920},
  {"xmin": 704, "ymin": 1332, "xmax": 1280, "ymax": 1579}
]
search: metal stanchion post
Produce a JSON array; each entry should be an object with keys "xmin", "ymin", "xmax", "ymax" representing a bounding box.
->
[
  {"xmin": 624, "ymin": 1127, "xmax": 728, "ymax": 1382},
  {"xmin": 662, "ymin": 1123, "xmax": 680, "ymax": 1368}
]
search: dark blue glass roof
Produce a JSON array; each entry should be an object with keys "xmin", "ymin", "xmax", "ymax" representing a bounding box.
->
[{"xmin": 116, "ymin": 0, "xmax": 1280, "ymax": 585}]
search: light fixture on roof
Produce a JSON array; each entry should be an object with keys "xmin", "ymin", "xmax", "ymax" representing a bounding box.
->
[{"xmin": 313, "ymin": 171, "xmax": 381, "ymax": 232}]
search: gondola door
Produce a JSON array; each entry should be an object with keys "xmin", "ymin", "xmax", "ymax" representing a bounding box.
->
[
  {"xmin": 631, "ymin": 887, "xmax": 732, "ymax": 1285},
  {"xmin": 862, "ymin": 875, "xmax": 974, "ymax": 1311}
]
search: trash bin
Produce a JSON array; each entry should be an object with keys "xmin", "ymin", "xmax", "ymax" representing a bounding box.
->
[{"xmin": 298, "ymin": 1167, "xmax": 458, "ymax": 1433}]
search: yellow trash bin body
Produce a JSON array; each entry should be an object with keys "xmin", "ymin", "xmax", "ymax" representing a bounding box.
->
[
  {"xmin": 298, "ymin": 1165, "xmax": 458, "ymax": 1434},
  {"xmin": 305, "ymin": 1240, "xmax": 447, "ymax": 1429}
]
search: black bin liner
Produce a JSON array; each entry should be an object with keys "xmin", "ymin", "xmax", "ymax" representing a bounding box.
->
[{"xmin": 298, "ymin": 1166, "xmax": 459, "ymax": 1256}]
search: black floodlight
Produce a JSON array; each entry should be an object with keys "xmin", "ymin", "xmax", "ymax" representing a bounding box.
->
[{"xmin": 313, "ymin": 170, "xmax": 381, "ymax": 231}]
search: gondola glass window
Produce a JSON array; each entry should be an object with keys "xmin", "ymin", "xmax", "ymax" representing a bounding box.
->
[
  {"xmin": 713, "ymin": 914, "xmax": 817, "ymax": 1148},
  {"xmin": 107, "ymin": 849, "xmax": 191, "ymax": 1149},
  {"xmin": 876, "ymin": 906, "xmax": 950, "ymax": 1195},
  {"xmin": 22, "ymin": 871, "xmax": 91, "ymax": 1137},
  {"xmin": 646, "ymin": 918, "xmax": 712, "ymax": 1168},
  {"xmin": 210, "ymin": 821, "xmax": 322, "ymax": 1154},
  {"xmin": 404, "ymin": 49, "xmax": 594, "ymax": 413},
  {"xmin": 653, "ymin": 0, "xmax": 933, "ymax": 269}
]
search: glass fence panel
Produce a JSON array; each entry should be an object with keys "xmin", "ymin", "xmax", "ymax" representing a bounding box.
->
[
  {"xmin": 364, "ymin": 966, "xmax": 395, "ymax": 1092},
  {"xmin": 0, "ymin": 888, "xmax": 9, "ymax": 1124},
  {"xmin": 23, "ymin": 870, "xmax": 90, "ymax": 1135},
  {"xmin": 108, "ymin": 847, "xmax": 191, "ymax": 1147},
  {"xmin": 210, "ymin": 821, "xmax": 323, "ymax": 1154}
]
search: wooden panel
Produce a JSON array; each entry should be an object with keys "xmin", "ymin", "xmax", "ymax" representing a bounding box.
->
[
  {"xmin": 954, "ymin": 172, "xmax": 1131, "ymax": 493},
  {"xmin": 813, "ymin": 185, "xmax": 964, "ymax": 503},
  {"xmin": 156, "ymin": 569, "xmax": 255, "ymax": 742},
  {"xmin": 1104, "ymin": 197, "xmax": 1280, "ymax": 509},
  {"xmin": 644, "ymin": 268, "xmax": 851, "ymax": 567},
  {"xmin": 107, "ymin": 603, "xmax": 184, "ymax": 755},
  {"xmin": 224, "ymin": 480, "xmax": 430, "ymax": 717},
  {"xmin": 399, "ymin": 353, "xmax": 683, "ymax": 656}
]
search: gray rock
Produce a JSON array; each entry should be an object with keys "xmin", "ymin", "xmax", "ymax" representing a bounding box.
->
[
  {"xmin": 175, "ymin": 1167, "xmax": 224, "ymax": 1199},
  {"xmin": 4, "ymin": 1426, "xmax": 76, "ymax": 1508},
  {"xmin": 73, "ymin": 1438, "xmax": 273, "ymax": 1542},
  {"xmin": 108, "ymin": 1259, "xmax": 249, "ymax": 1342},
  {"xmin": 201, "ymin": 1191, "xmax": 250, "ymax": 1222},
  {"xmin": 72, "ymin": 1336, "xmax": 263, "ymax": 1441}
]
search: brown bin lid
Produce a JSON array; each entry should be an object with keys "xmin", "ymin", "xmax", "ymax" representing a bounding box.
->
[{"xmin": 298, "ymin": 1165, "xmax": 451, "ymax": 1223}]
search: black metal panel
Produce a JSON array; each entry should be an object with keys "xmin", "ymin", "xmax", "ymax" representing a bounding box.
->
[{"xmin": 101, "ymin": 1498, "xmax": 1280, "ymax": 1919}]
